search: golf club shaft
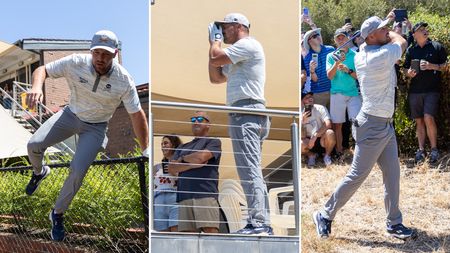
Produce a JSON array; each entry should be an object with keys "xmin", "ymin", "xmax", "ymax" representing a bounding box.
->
[{"xmin": 333, "ymin": 31, "xmax": 361, "ymax": 53}]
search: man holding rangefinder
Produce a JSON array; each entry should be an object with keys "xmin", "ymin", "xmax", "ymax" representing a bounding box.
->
[{"xmin": 208, "ymin": 13, "xmax": 272, "ymax": 235}]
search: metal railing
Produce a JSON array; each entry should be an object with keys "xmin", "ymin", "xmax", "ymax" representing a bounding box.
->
[
  {"xmin": 0, "ymin": 157, "xmax": 149, "ymax": 253},
  {"xmin": 151, "ymin": 100, "xmax": 300, "ymax": 236},
  {"xmin": 1, "ymin": 82, "xmax": 75, "ymax": 156}
]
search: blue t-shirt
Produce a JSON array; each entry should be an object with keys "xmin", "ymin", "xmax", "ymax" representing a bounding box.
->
[
  {"xmin": 326, "ymin": 49, "xmax": 359, "ymax": 97},
  {"xmin": 304, "ymin": 45, "xmax": 335, "ymax": 93},
  {"xmin": 173, "ymin": 137, "xmax": 222, "ymax": 202}
]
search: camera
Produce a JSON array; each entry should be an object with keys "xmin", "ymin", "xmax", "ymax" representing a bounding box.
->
[{"xmin": 304, "ymin": 104, "xmax": 313, "ymax": 116}]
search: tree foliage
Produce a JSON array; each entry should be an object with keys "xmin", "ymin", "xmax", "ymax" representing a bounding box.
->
[{"xmin": 302, "ymin": 1, "xmax": 450, "ymax": 154}]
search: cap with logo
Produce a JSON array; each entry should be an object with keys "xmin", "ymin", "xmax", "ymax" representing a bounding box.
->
[
  {"xmin": 215, "ymin": 13, "xmax": 250, "ymax": 28},
  {"xmin": 334, "ymin": 28, "xmax": 349, "ymax": 38},
  {"xmin": 412, "ymin": 22, "xmax": 428, "ymax": 33},
  {"xmin": 90, "ymin": 30, "xmax": 119, "ymax": 54},
  {"xmin": 360, "ymin": 16, "xmax": 390, "ymax": 40}
]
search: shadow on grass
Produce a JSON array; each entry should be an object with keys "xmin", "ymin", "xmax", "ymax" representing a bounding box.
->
[{"xmin": 335, "ymin": 229, "xmax": 450, "ymax": 252}]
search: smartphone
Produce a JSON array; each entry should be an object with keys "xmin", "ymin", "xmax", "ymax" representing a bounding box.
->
[
  {"xmin": 305, "ymin": 104, "xmax": 313, "ymax": 117},
  {"xmin": 344, "ymin": 17, "xmax": 351, "ymax": 24},
  {"xmin": 303, "ymin": 7, "xmax": 309, "ymax": 16},
  {"xmin": 312, "ymin": 53, "xmax": 318, "ymax": 64},
  {"xmin": 411, "ymin": 59, "xmax": 420, "ymax": 73},
  {"xmin": 394, "ymin": 9, "xmax": 408, "ymax": 22}
]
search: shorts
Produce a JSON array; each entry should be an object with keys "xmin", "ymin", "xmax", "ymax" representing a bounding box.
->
[
  {"xmin": 309, "ymin": 137, "xmax": 325, "ymax": 154},
  {"xmin": 178, "ymin": 197, "xmax": 220, "ymax": 232},
  {"xmin": 409, "ymin": 92, "xmax": 439, "ymax": 119},
  {"xmin": 154, "ymin": 192, "xmax": 178, "ymax": 231},
  {"xmin": 313, "ymin": 91, "xmax": 330, "ymax": 109},
  {"xmin": 330, "ymin": 93, "xmax": 361, "ymax": 123}
]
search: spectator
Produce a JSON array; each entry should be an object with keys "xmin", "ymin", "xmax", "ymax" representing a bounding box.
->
[
  {"xmin": 403, "ymin": 22, "xmax": 448, "ymax": 165},
  {"xmin": 301, "ymin": 91, "xmax": 336, "ymax": 167},
  {"xmin": 301, "ymin": 56, "xmax": 307, "ymax": 89},
  {"xmin": 313, "ymin": 14, "xmax": 415, "ymax": 240},
  {"xmin": 303, "ymin": 28, "xmax": 335, "ymax": 108},
  {"xmin": 154, "ymin": 135, "xmax": 182, "ymax": 232},
  {"xmin": 208, "ymin": 13, "xmax": 273, "ymax": 235},
  {"xmin": 168, "ymin": 111, "xmax": 222, "ymax": 233},
  {"xmin": 326, "ymin": 28, "xmax": 361, "ymax": 158},
  {"xmin": 25, "ymin": 30, "xmax": 149, "ymax": 241}
]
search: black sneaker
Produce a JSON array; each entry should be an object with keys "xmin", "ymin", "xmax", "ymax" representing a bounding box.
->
[
  {"xmin": 236, "ymin": 224, "xmax": 254, "ymax": 234},
  {"xmin": 429, "ymin": 148, "xmax": 440, "ymax": 164},
  {"xmin": 414, "ymin": 149, "xmax": 426, "ymax": 164},
  {"xmin": 386, "ymin": 223, "xmax": 415, "ymax": 240},
  {"xmin": 25, "ymin": 166, "xmax": 50, "ymax": 196},
  {"xmin": 313, "ymin": 211, "xmax": 332, "ymax": 238},
  {"xmin": 236, "ymin": 224, "xmax": 273, "ymax": 235},
  {"xmin": 49, "ymin": 209, "xmax": 65, "ymax": 241}
]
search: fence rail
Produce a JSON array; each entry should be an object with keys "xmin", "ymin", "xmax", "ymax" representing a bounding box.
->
[
  {"xmin": 151, "ymin": 101, "xmax": 300, "ymax": 236},
  {"xmin": 0, "ymin": 157, "xmax": 149, "ymax": 253}
]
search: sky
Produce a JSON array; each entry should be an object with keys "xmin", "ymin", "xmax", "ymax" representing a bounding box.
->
[{"xmin": 1, "ymin": 0, "xmax": 149, "ymax": 85}]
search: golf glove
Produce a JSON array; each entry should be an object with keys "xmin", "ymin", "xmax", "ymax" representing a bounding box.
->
[{"xmin": 208, "ymin": 22, "xmax": 223, "ymax": 42}]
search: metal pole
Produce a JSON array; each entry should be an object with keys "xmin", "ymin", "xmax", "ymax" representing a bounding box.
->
[
  {"xmin": 290, "ymin": 121, "xmax": 300, "ymax": 236},
  {"xmin": 149, "ymin": 112, "xmax": 154, "ymax": 232},
  {"xmin": 137, "ymin": 157, "xmax": 149, "ymax": 236}
]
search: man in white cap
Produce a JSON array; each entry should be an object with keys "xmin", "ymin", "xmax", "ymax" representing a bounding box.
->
[
  {"xmin": 313, "ymin": 12, "xmax": 416, "ymax": 240},
  {"xmin": 25, "ymin": 30, "xmax": 149, "ymax": 241},
  {"xmin": 207, "ymin": 13, "xmax": 272, "ymax": 235}
]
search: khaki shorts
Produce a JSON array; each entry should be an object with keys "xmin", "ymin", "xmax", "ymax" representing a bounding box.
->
[{"xmin": 178, "ymin": 197, "xmax": 220, "ymax": 232}]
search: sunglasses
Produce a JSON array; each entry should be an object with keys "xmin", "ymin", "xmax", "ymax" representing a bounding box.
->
[
  {"xmin": 190, "ymin": 116, "xmax": 209, "ymax": 123},
  {"xmin": 309, "ymin": 33, "xmax": 320, "ymax": 40}
]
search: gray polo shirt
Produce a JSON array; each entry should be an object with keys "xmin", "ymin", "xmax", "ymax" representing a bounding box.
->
[
  {"xmin": 222, "ymin": 37, "xmax": 266, "ymax": 106},
  {"xmin": 354, "ymin": 43, "xmax": 402, "ymax": 118},
  {"xmin": 45, "ymin": 54, "xmax": 141, "ymax": 123}
]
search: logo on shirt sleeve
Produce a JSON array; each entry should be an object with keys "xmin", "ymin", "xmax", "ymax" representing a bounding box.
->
[{"xmin": 79, "ymin": 77, "xmax": 88, "ymax": 84}]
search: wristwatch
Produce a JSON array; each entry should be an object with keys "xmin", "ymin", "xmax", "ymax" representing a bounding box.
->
[{"xmin": 348, "ymin": 69, "xmax": 354, "ymax": 74}]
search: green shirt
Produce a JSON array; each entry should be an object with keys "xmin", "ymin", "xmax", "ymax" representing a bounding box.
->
[{"xmin": 326, "ymin": 49, "xmax": 359, "ymax": 97}]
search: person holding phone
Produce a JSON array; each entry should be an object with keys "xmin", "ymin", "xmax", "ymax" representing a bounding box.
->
[
  {"xmin": 403, "ymin": 22, "xmax": 448, "ymax": 165},
  {"xmin": 326, "ymin": 28, "xmax": 361, "ymax": 159},
  {"xmin": 154, "ymin": 135, "xmax": 182, "ymax": 232},
  {"xmin": 301, "ymin": 91, "xmax": 336, "ymax": 167},
  {"xmin": 303, "ymin": 28, "xmax": 335, "ymax": 108},
  {"xmin": 313, "ymin": 13, "xmax": 416, "ymax": 240}
]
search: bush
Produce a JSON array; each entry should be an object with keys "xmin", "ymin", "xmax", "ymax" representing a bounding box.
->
[{"xmin": 302, "ymin": 1, "xmax": 450, "ymax": 155}]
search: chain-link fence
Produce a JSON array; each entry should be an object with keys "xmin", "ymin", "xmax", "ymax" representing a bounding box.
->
[{"xmin": 0, "ymin": 157, "xmax": 149, "ymax": 253}]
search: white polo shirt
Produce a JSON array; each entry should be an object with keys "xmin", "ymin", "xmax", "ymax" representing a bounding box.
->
[
  {"xmin": 46, "ymin": 54, "xmax": 141, "ymax": 123},
  {"xmin": 222, "ymin": 37, "xmax": 266, "ymax": 106},
  {"xmin": 354, "ymin": 43, "xmax": 402, "ymax": 118}
]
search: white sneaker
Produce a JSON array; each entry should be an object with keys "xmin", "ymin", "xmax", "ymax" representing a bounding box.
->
[
  {"xmin": 323, "ymin": 155, "xmax": 332, "ymax": 166},
  {"xmin": 307, "ymin": 155, "xmax": 316, "ymax": 167}
]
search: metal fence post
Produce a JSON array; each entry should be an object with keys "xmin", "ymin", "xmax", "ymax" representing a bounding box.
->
[
  {"xmin": 290, "ymin": 120, "xmax": 300, "ymax": 236},
  {"xmin": 137, "ymin": 157, "xmax": 149, "ymax": 236}
]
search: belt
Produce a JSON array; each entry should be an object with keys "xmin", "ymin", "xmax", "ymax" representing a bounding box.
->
[{"xmin": 231, "ymin": 98, "xmax": 265, "ymax": 107}]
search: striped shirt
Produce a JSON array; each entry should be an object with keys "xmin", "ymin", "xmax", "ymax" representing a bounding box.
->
[
  {"xmin": 222, "ymin": 37, "xmax": 266, "ymax": 106},
  {"xmin": 46, "ymin": 54, "xmax": 141, "ymax": 123},
  {"xmin": 304, "ymin": 45, "xmax": 335, "ymax": 93}
]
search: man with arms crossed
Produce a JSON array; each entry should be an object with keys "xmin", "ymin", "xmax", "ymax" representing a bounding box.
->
[
  {"xmin": 313, "ymin": 14, "xmax": 416, "ymax": 239},
  {"xmin": 208, "ymin": 13, "xmax": 272, "ymax": 235},
  {"xmin": 168, "ymin": 111, "xmax": 222, "ymax": 233},
  {"xmin": 25, "ymin": 30, "xmax": 149, "ymax": 241}
]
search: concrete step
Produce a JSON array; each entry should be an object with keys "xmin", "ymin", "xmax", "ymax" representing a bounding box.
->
[{"xmin": 151, "ymin": 232, "xmax": 299, "ymax": 253}]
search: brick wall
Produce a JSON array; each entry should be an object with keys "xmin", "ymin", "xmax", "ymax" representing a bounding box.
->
[
  {"xmin": 105, "ymin": 91, "xmax": 149, "ymax": 157},
  {"xmin": 0, "ymin": 233, "xmax": 86, "ymax": 253}
]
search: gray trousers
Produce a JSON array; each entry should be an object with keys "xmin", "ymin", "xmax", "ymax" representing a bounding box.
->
[
  {"xmin": 321, "ymin": 112, "xmax": 403, "ymax": 226},
  {"xmin": 27, "ymin": 107, "xmax": 108, "ymax": 214},
  {"xmin": 229, "ymin": 101, "xmax": 271, "ymax": 226}
]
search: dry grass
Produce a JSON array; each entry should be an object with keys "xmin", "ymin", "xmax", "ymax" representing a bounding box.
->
[{"xmin": 302, "ymin": 153, "xmax": 450, "ymax": 253}]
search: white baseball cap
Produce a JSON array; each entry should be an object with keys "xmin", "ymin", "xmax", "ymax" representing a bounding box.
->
[
  {"xmin": 215, "ymin": 13, "xmax": 250, "ymax": 28},
  {"xmin": 360, "ymin": 16, "xmax": 390, "ymax": 40},
  {"xmin": 90, "ymin": 30, "xmax": 119, "ymax": 54}
]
